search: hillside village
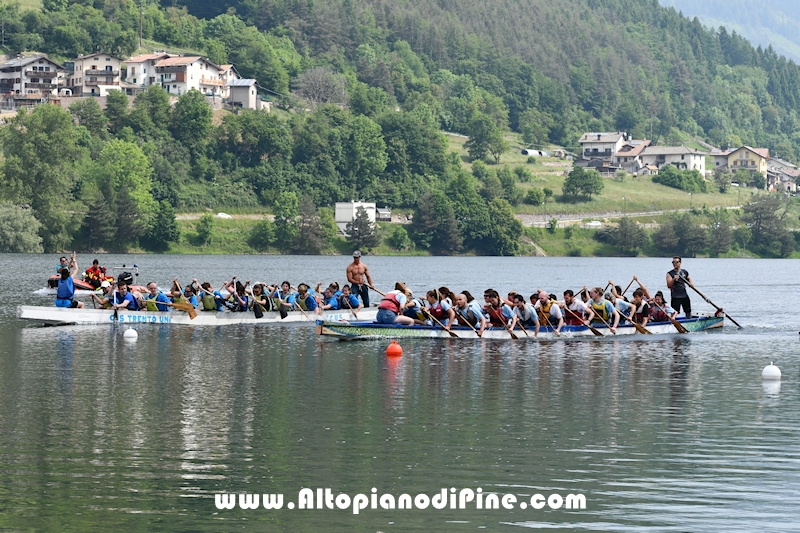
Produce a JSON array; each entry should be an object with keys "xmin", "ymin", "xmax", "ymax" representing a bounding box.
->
[
  {"xmin": 0, "ymin": 51, "xmax": 269, "ymax": 113},
  {"xmin": 2, "ymin": 51, "xmax": 798, "ymax": 202},
  {"xmin": 575, "ymin": 131, "xmax": 798, "ymax": 194}
]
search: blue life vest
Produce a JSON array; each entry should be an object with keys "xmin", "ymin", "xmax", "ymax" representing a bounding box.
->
[{"xmin": 56, "ymin": 277, "xmax": 74, "ymax": 300}]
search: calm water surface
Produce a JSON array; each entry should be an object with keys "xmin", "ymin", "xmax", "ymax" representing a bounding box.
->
[{"xmin": 0, "ymin": 255, "xmax": 798, "ymax": 532}]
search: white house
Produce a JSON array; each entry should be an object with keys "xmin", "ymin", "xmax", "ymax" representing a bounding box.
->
[
  {"xmin": 0, "ymin": 55, "xmax": 64, "ymax": 99},
  {"xmin": 614, "ymin": 139, "xmax": 651, "ymax": 173},
  {"xmin": 335, "ymin": 202, "xmax": 376, "ymax": 233},
  {"xmin": 154, "ymin": 56, "xmax": 223, "ymax": 96},
  {"xmin": 218, "ymin": 64, "xmax": 240, "ymax": 98},
  {"xmin": 639, "ymin": 146, "xmax": 706, "ymax": 174},
  {"xmin": 578, "ymin": 132, "xmax": 627, "ymax": 161},
  {"xmin": 68, "ymin": 52, "xmax": 122, "ymax": 96},
  {"xmin": 123, "ymin": 52, "xmax": 173, "ymax": 88}
]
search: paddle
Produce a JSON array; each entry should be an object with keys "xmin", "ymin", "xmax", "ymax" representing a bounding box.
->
[
  {"xmin": 679, "ymin": 275, "xmax": 743, "ymax": 329},
  {"xmin": 538, "ymin": 306, "xmax": 560, "ymax": 337},
  {"xmin": 342, "ymin": 296, "xmax": 359, "ymax": 319},
  {"xmin": 592, "ymin": 313, "xmax": 616, "ymax": 335},
  {"xmin": 621, "ymin": 278, "xmax": 635, "ymax": 297},
  {"xmin": 651, "ymin": 300, "xmax": 688, "ymax": 334},
  {"xmin": 370, "ymin": 287, "xmax": 386, "ymax": 297},
  {"xmin": 617, "ymin": 307, "xmax": 652, "ymax": 334},
  {"xmin": 514, "ymin": 314, "xmax": 531, "ymax": 338},
  {"xmin": 423, "ymin": 308, "xmax": 459, "ymax": 338},
  {"xmin": 455, "ymin": 310, "xmax": 482, "ymax": 337},
  {"xmin": 564, "ymin": 306, "xmax": 603, "ymax": 337},
  {"xmin": 487, "ymin": 305, "xmax": 518, "ymax": 340},
  {"xmin": 172, "ymin": 280, "xmax": 198, "ymax": 320}
]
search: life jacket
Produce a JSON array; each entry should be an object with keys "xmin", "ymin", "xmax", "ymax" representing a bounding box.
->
[
  {"xmin": 85, "ymin": 266, "xmax": 105, "ymax": 281},
  {"xmin": 563, "ymin": 303, "xmax": 584, "ymax": 325},
  {"xmin": 487, "ymin": 305, "xmax": 507, "ymax": 328},
  {"xmin": 650, "ymin": 303, "xmax": 669, "ymax": 323},
  {"xmin": 378, "ymin": 291, "xmax": 402, "ymax": 313},
  {"xmin": 99, "ymin": 291, "xmax": 112, "ymax": 309},
  {"xmin": 537, "ymin": 300, "xmax": 556, "ymax": 325},
  {"xmin": 297, "ymin": 294, "xmax": 311, "ymax": 311},
  {"xmin": 56, "ymin": 277, "xmax": 74, "ymax": 300},
  {"xmin": 144, "ymin": 292, "xmax": 166, "ymax": 312},
  {"xmin": 429, "ymin": 301, "xmax": 446, "ymax": 320},
  {"xmin": 201, "ymin": 293, "xmax": 218, "ymax": 311},
  {"xmin": 591, "ymin": 299, "xmax": 609, "ymax": 322},
  {"xmin": 173, "ymin": 294, "xmax": 186, "ymax": 304},
  {"xmin": 633, "ymin": 302, "xmax": 649, "ymax": 324}
]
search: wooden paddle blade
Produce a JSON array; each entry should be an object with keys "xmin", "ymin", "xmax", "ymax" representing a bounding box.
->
[
  {"xmin": 188, "ymin": 308, "xmax": 197, "ymax": 320},
  {"xmin": 587, "ymin": 325, "xmax": 603, "ymax": 336},
  {"xmin": 671, "ymin": 318, "xmax": 688, "ymax": 334}
]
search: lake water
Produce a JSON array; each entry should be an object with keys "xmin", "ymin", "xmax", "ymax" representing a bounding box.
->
[{"xmin": 1, "ymin": 254, "xmax": 799, "ymax": 532}]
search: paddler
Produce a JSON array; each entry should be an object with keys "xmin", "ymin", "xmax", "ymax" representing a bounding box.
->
[
  {"xmin": 588, "ymin": 286, "xmax": 619, "ymax": 332},
  {"xmin": 294, "ymin": 283, "xmax": 318, "ymax": 313},
  {"xmin": 424, "ymin": 289, "xmax": 456, "ymax": 329},
  {"xmin": 319, "ymin": 286, "xmax": 340, "ymax": 311},
  {"xmin": 629, "ymin": 288, "xmax": 650, "ymax": 326},
  {"xmin": 112, "ymin": 281, "xmax": 138, "ymax": 311},
  {"xmin": 346, "ymin": 250, "xmax": 374, "ymax": 308},
  {"xmin": 91, "ymin": 280, "xmax": 114, "ymax": 308},
  {"xmin": 55, "ymin": 267, "xmax": 85, "ymax": 309},
  {"xmin": 270, "ymin": 281, "xmax": 295, "ymax": 312},
  {"xmin": 222, "ymin": 279, "xmax": 249, "ymax": 312},
  {"xmin": 193, "ymin": 279, "xmax": 227, "ymax": 311},
  {"xmin": 635, "ymin": 278, "xmax": 677, "ymax": 323},
  {"xmin": 375, "ymin": 282, "xmax": 415, "ymax": 325},
  {"xmin": 339, "ymin": 284, "xmax": 363, "ymax": 315},
  {"xmin": 533, "ymin": 290, "xmax": 563, "ymax": 333},
  {"xmin": 560, "ymin": 289, "xmax": 594, "ymax": 326},
  {"xmin": 454, "ymin": 292, "xmax": 487, "ymax": 335},
  {"xmin": 483, "ymin": 289, "xmax": 517, "ymax": 330},
  {"xmin": 512, "ymin": 293, "xmax": 540, "ymax": 336},
  {"xmin": 143, "ymin": 282, "xmax": 170, "ymax": 311}
]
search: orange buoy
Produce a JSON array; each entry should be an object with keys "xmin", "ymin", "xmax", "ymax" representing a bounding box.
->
[{"xmin": 385, "ymin": 340, "xmax": 403, "ymax": 357}]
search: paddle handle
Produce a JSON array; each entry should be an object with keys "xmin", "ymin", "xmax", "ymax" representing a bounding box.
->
[
  {"xmin": 424, "ymin": 309, "xmax": 458, "ymax": 338},
  {"xmin": 680, "ymin": 276, "xmax": 743, "ymax": 329},
  {"xmin": 370, "ymin": 287, "xmax": 386, "ymax": 297}
]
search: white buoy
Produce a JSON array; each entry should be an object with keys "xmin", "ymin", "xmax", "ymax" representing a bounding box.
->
[
  {"xmin": 123, "ymin": 327, "xmax": 138, "ymax": 341},
  {"xmin": 762, "ymin": 362, "xmax": 781, "ymax": 381}
]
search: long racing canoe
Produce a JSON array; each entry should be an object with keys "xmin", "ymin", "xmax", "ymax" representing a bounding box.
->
[
  {"xmin": 316, "ymin": 315, "xmax": 724, "ymax": 340},
  {"xmin": 18, "ymin": 305, "xmax": 376, "ymax": 326}
]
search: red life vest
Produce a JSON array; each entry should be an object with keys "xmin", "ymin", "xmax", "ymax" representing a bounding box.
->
[
  {"xmin": 378, "ymin": 291, "xmax": 402, "ymax": 313},
  {"xmin": 650, "ymin": 304, "xmax": 668, "ymax": 323},
  {"xmin": 85, "ymin": 266, "xmax": 105, "ymax": 280},
  {"xmin": 563, "ymin": 304, "xmax": 584, "ymax": 326},
  {"xmin": 487, "ymin": 305, "xmax": 507, "ymax": 327},
  {"xmin": 429, "ymin": 301, "xmax": 446, "ymax": 320}
]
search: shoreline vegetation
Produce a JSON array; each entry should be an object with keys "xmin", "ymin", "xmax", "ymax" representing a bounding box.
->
[{"xmin": 1, "ymin": 1, "xmax": 800, "ymax": 259}]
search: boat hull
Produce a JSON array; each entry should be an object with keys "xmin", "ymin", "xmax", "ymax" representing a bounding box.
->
[
  {"xmin": 316, "ymin": 315, "xmax": 724, "ymax": 340},
  {"xmin": 17, "ymin": 305, "xmax": 376, "ymax": 326}
]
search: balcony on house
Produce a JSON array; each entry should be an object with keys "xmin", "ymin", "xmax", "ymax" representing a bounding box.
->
[
  {"xmin": 85, "ymin": 69, "xmax": 119, "ymax": 77},
  {"xmin": 200, "ymin": 76, "xmax": 223, "ymax": 86},
  {"xmin": 26, "ymin": 70, "xmax": 57, "ymax": 78},
  {"xmin": 26, "ymin": 82, "xmax": 55, "ymax": 89},
  {"xmin": 156, "ymin": 66, "xmax": 187, "ymax": 74}
]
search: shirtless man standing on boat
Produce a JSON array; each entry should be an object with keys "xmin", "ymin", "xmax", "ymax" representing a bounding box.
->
[{"xmin": 346, "ymin": 250, "xmax": 374, "ymax": 308}]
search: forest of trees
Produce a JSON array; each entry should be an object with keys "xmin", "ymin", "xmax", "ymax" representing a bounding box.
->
[{"xmin": 0, "ymin": 0, "xmax": 799, "ymax": 255}]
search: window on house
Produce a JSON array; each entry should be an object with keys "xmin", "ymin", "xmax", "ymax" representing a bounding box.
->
[{"xmin": 681, "ymin": 155, "xmax": 684, "ymax": 160}]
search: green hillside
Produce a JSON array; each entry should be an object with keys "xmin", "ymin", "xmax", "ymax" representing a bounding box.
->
[{"xmin": 0, "ymin": 0, "xmax": 798, "ymax": 258}]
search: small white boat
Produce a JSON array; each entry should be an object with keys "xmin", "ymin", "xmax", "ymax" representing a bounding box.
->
[{"xmin": 17, "ymin": 305, "xmax": 377, "ymax": 327}]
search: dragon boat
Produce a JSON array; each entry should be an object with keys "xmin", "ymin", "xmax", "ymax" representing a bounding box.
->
[
  {"xmin": 18, "ymin": 305, "xmax": 377, "ymax": 326},
  {"xmin": 316, "ymin": 314, "xmax": 724, "ymax": 340}
]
